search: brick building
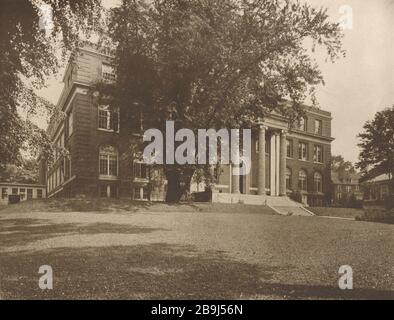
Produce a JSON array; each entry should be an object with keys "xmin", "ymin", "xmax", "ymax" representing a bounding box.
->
[
  {"xmin": 40, "ymin": 44, "xmax": 166, "ymax": 201},
  {"xmin": 362, "ymin": 173, "xmax": 393, "ymax": 205},
  {"xmin": 331, "ymin": 171, "xmax": 363, "ymax": 204},
  {"xmin": 210, "ymin": 107, "xmax": 333, "ymax": 207},
  {"xmin": 40, "ymin": 44, "xmax": 333, "ymax": 207},
  {"xmin": 0, "ymin": 183, "xmax": 46, "ymax": 205}
]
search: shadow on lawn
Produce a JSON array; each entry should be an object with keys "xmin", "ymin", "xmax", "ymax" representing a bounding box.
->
[
  {"xmin": 0, "ymin": 218, "xmax": 163, "ymax": 248},
  {"xmin": 0, "ymin": 243, "xmax": 392, "ymax": 300}
]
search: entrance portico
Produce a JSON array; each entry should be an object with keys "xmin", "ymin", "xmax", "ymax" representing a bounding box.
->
[{"xmin": 230, "ymin": 119, "xmax": 288, "ymax": 197}]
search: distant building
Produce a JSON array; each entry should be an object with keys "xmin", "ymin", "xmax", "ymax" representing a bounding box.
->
[
  {"xmin": 40, "ymin": 43, "xmax": 334, "ymax": 207},
  {"xmin": 331, "ymin": 171, "xmax": 363, "ymax": 204},
  {"xmin": 0, "ymin": 182, "xmax": 46, "ymax": 205},
  {"xmin": 362, "ymin": 173, "xmax": 393, "ymax": 205}
]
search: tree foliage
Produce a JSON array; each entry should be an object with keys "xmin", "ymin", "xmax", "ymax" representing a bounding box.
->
[
  {"xmin": 0, "ymin": 158, "xmax": 39, "ymax": 184},
  {"xmin": 357, "ymin": 106, "xmax": 394, "ymax": 185},
  {"xmin": 331, "ymin": 154, "xmax": 356, "ymax": 177},
  {"xmin": 0, "ymin": 0, "xmax": 102, "ymax": 170},
  {"xmin": 102, "ymin": 0, "xmax": 344, "ymax": 201}
]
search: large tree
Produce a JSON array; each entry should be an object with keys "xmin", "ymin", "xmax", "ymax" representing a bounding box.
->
[
  {"xmin": 0, "ymin": 0, "xmax": 102, "ymax": 170},
  {"xmin": 357, "ymin": 106, "xmax": 394, "ymax": 186},
  {"xmin": 103, "ymin": 0, "xmax": 344, "ymax": 202}
]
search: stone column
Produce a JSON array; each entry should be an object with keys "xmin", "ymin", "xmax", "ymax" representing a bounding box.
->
[
  {"xmin": 275, "ymin": 133, "xmax": 280, "ymax": 195},
  {"xmin": 270, "ymin": 133, "xmax": 276, "ymax": 196},
  {"xmin": 279, "ymin": 130, "xmax": 287, "ymax": 196},
  {"xmin": 258, "ymin": 125, "xmax": 266, "ymax": 195},
  {"xmin": 231, "ymin": 130, "xmax": 240, "ymax": 194},
  {"xmin": 231, "ymin": 164, "xmax": 240, "ymax": 194}
]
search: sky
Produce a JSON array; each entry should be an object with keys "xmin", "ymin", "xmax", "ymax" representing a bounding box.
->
[{"xmin": 35, "ymin": 0, "xmax": 394, "ymax": 165}]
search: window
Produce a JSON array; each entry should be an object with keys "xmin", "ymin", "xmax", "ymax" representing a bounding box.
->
[
  {"xmin": 100, "ymin": 185, "xmax": 108, "ymax": 197},
  {"xmin": 143, "ymin": 187, "xmax": 149, "ymax": 200},
  {"xmin": 298, "ymin": 142, "xmax": 308, "ymax": 161},
  {"xmin": 12, "ymin": 188, "xmax": 18, "ymax": 195},
  {"xmin": 131, "ymin": 109, "xmax": 143, "ymax": 134},
  {"xmin": 298, "ymin": 170, "xmax": 307, "ymax": 191},
  {"xmin": 134, "ymin": 187, "xmax": 141, "ymax": 200},
  {"xmin": 68, "ymin": 110, "xmax": 73, "ymax": 136},
  {"xmin": 134, "ymin": 162, "xmax": 148, "ymax": 179},
  {"xmin": 298, "ymin": 117, "xmax": 307, "ymax": 131},
  {"xmin": 134, "ymin": 186, "xmax": 149, "ymax": 200},
  {"xmin": 381, "ymin": 185, "xmax": 389, "ymax": 198},
  {"xmin": 314, "ymin": 119, "xmax": 322, "ymax": 134},
  {"xmin": 314, "ymin": 172, "xmax": 322, "ymax": 193},
  {"xmin": 2, "ymin": 188, "xmax": 7, "ymax": 199},
  {"xmin": 286, "ymin": 139, "xmax": 293, "ymax": 158},
  {"xmin": 102, "ymin": 63, "xmax": 116, "ymax": 83},
  {"xmin": 255, "ymin": 140, "xmax": 259, "ymax": 153},
  {"xmin": 286, "ymin": 168, "xmax": 292, "ymax": 190},
  {"xmin": 98, "ymin": 105, "xmax": 119, "ymax": 132},
  {"xmin": 37, "ymin": 189, "xmax": 43, "ymax": 199},
  {"xmin": 27, "ymin": 189, "xmax": 33, "ymax": 200},
  {"xmin": 19, "ymin": 188, "xmax": 26, "ymax": 200},
  {"xmin": 313, "ymin": 145, "xmax": 323, "ymax": 163},
  {"xmin": 99, "ymin": 146, "xmax": 118, "ymax": 177}
]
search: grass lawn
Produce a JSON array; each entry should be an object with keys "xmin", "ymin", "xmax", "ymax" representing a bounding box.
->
[
  {"xmin": 0, "ymin": 199, "xmax": 393, "ymax": 300},
  {"xmin": 0, "ymin": 198, "xmax": 276, "ymax": 215}
]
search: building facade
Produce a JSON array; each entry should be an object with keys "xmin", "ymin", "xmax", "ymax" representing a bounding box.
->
[
  {"xmin": 362, "ymin": 173, "xmax": 393, "ymax": 205},
  {"xmin": 40, "ymin": 44, "xmax": 166, "ymax": 201},
  {"xmin": 331, "ymin": 171, "xmax": 363, "ymax": 204},
  {"xmin": 210, "ymin": 107, "xmax": 333, "ymax": 206},
  {"xmin": 0, "ymin": 183, "xmax": 46, "ymax": 205},
  {"xmin": 40, "ymin": 44, "xmax": 333, "ymax": 206}
]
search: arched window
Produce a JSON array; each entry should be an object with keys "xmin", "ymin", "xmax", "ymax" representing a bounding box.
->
[
  {"xmin": 286, "ymin": 168, "xmax": 292, "ymax": 190},
  {"xmin": 314, "ymin": 172, "xmax": 322, "ymax": 192},
  {"xmin": 99, "ymin": 146, "xmax": 118, "ymax": 177},
  {"xmin": 298, "ymin": 170, "xmax": 307, "ymax": 191}
]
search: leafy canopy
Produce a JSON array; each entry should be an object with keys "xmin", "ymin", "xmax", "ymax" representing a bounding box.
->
[
  {"xmin": 357, "ymin": 106, "xmax": 394, "ymax": 182},
  {"xmin": 102, "ymin": 0, "xmax": 344, "ymax": 201},
  {"xmin": 107, "ymin": 0, "xmax": 344, "ymax": 132},
  {"xmin": 0, "ymin": 0, "xmax": 102, "ymax": 169}
]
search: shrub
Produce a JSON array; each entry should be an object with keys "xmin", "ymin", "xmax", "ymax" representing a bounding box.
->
[{"xmin": 356, "ymin": 207, "xmax": 394, "ymax": 224}]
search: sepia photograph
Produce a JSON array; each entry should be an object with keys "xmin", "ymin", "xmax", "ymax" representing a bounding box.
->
[{"xmin": 0, "ymin": 0, "xmax": 393, "ymax": 307}]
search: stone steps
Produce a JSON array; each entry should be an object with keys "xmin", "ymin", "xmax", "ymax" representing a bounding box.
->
[{"xmin": 211, "ymin": 192, "xmax": 315, "ymax": 217}]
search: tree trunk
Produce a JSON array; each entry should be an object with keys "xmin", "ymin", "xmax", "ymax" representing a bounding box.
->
[
  {"xmin": 165, "ymin": 170, "xmax": 182, "ymax": 203},
  {"xmin": 165, "ymin": 168, "xmax": 195, "ymax": 203}
]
